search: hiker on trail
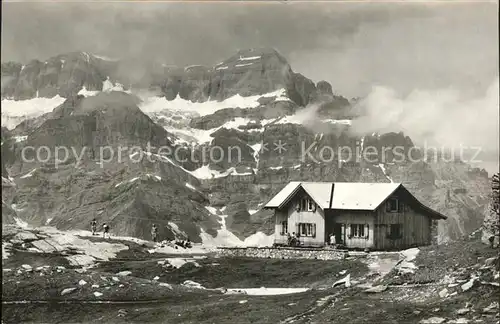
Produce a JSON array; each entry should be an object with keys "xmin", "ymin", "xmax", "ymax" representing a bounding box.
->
[
  {"xmin": 91, "ymin": 219, "xmax": 97, "ymax": 236},
  {"xmin": 103, "ymin": 223, "xmax": 110, "ymax": 239},
  {"xmin": 152, "ymin": 224, "xmax": 159, "ymax": 242}
]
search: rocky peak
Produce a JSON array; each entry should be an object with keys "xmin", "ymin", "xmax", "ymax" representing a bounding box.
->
[
  {"xmin": 1, "ymin": 51, "xmax": 112, "ymax": 100},
  {"xmin": 316, "ymin": 80, "xmax": 334, "ymax": 97},
  {"xmin": 2, "ymin": 48, "xmax": 340, "ymax": 110}
]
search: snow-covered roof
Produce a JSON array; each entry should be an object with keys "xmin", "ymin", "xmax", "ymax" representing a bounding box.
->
[
  {"xmin": 264, "ymin": 182, "xmax": 447, "ymax": 219},
  {"xmin": 265, "ymin": 182, "xmax": 399, "ymax": 210},
  {"xmin": 265, "ymin": 181, "xmax": 302, "ymax": 209}
]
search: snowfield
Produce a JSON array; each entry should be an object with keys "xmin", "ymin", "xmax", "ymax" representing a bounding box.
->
[{"xmin": 138, "ymin": 88, "xmax": 289, "ymax": 117}]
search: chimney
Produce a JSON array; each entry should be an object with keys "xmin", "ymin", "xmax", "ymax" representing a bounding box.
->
[{"xmin": 329, "ymin": 183, "xmax": 335, "ymax": 209}]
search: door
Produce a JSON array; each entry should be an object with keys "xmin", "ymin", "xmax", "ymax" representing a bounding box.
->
[{"xmin": 333, "ymin": 223, "xmax": 346, "ymax": 245}]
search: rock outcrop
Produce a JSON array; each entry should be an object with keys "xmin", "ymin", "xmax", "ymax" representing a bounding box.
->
[
  {"xmin": 1, "ymin": 52, "xmax": 119, "ymax": 100},
  {"xmin": 482, "ymin": 173, "xmax": 499, "ymax": 247}
]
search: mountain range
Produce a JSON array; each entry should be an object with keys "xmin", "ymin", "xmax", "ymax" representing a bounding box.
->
[{"xmin": 1, "ymin": 48, "xmax": 492, "ymax": 245}]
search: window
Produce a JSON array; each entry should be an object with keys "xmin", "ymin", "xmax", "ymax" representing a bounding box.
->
[
  {"xmin": 350, "ymin": 224, "xmax": 365, "ymax": 238},
  {"xmin": 386, "ymin": 198, "xmax": 399, "ymax": 213},
  {"xmin": 308, "ymin": 200, "xmax": 314, "ymax": 211},
  {"xmin": 297, "ymin": 198, "xmax": 316, "ymax": 212},
  {"xmin": 389, "ymin": 224, "xmax": 402, "ymax": 239},
  {"xmin": 298, "ymin": 223, "xmax": 316, "ymax": 237},
  {"xmin": 280, "ymin": 221, "xmax": 288, "ymax": 235}
]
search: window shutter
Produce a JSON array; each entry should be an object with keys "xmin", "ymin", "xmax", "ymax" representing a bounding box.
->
[
  {"xmin": 365, "ymin": 224, "xmax": 369, "ymax": 239},
  {"xmin": 296, "ymin": 223, "xmax": 300, "ymax": 236},
  {"xmin": 312, "ymin": 224, "xmax": 316, "ymax": 238},
  {"xmin": 386, "ymin": 202, "xmax": 391, "ymax": 212},
  {"xmin": 398, "ymin": 201, "xmax": 403, "ymax": 213},
  {"xmin": 312, "ymin": 203, "xmax": 317, "ymax": 212},
  {"xmin": 346, "ymin": 224, "xmax": 351, "ymax": 238}
]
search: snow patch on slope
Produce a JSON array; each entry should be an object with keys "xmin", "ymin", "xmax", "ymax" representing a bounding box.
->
[
  {"xmin": 167, "ymin": 117, "xmax": 264, "ymax": 145},
  {"xmin": 239, "ymin": 55, "xmax": 261, "ymax": 61},
  {"xmin": 1, "ymin": 96, "xmax": 66, "ymax": 129},
  {"xmin": 190, "ymin": 165, "xmax": 253, "ymax": 180},
  {"xmin": 202, "ymin": 206, "xmax": 242, "ymax": 247},
  {"xmin": 78, "ymin": 87, "xmax": 100, "ymax": 97},
  {"xmin": 93, "ymin": 54, "xmax": 119, "ymax": 62},
  {"xmin": 379, "ymin": 163, "xmax": 393, "ymax": 183},
  {"xmin": 14, "ymin": 217, "xmax": 29, "ymax": 229},
  {"xmin": 20, "ymin": 169, "xmax": 37, "ymax": 179},
  {"xmin": 202, "ymin": 206, "xmax": 273, "ymax": 247}
]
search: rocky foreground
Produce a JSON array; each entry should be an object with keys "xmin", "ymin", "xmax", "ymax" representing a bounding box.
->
[{"xmin": 2, "ymin": 225, "xmax": 499, "ymax": 324}]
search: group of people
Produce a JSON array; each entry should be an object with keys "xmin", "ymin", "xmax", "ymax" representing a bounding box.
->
[
  {"xmin": 90, "ymin": 220, "xmax": 191, "ymax": 246},
  {"xmin": 174, "ymin": 239, "xmax": 192, "ymax": 249},
  {"xmin": 286, "ymin": 232, "xmax": 339, "ymax": 247},
  {"xmin": 151, "ymin": 223, "xmax": 192, "ymax": 248},
  {"xmin": 90, "ymin": 219, "xmax": 111, "ymax": 239},
  {"xmin": 286, "ymin": 232, "xmax": 300, "ymax": 246}
]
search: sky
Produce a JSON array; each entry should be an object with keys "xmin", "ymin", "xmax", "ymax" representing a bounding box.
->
[{"xmin": 1, "ymin": 1, "xmax": 498, "ymax": 99}]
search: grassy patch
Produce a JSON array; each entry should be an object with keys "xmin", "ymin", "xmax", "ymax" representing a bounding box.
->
[{"xmin": 166, "ymin": 257, "xmax": 367, "ymax": 288}]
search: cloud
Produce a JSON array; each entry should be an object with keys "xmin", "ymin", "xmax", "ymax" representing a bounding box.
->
[
  {"xmin": 0, "ymin": 2, "xmax": 429, "ymax": 66},
  {"xmin": 1, "ymin": 2, "xmax": 496, "ymax": 99},
  {"xmin": 350, "ymin": 78, "xmax": 500, "ymax": 174}
]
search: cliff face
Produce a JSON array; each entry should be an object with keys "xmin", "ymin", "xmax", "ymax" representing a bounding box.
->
[
  {"xmin": 481, "ymin": 174, "xmax": 500, "ymax": 247},
  {"xmin": 1, "ymin": 52, "xmax": 119, "ymax": 100},
  {"xmin": 1, "ymin": 48, "xmax": 492, "ymax": 244}
]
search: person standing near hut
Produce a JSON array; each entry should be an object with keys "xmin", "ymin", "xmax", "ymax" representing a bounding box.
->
[
  {"xmin": 91, "ymin": 219, "xmax": 97, "ymax": 236},
  {"xmin": 102, "ymin": 223, "xmax": 110, "ymax": 239},
  {"xmin": 329, "ymin": 232, "xmax": 336, "ymax": 247},
  {"xmin": 151, "ymin": 224, "xmax": 159, "ymax": 243}
]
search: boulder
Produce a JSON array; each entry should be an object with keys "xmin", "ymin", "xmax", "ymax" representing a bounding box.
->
[
  {"xmin": 61, "ymin": 287, "xmax": 77, "ymax": 296},
  {"xmin": 332, "ymin": 274, "xmax": 351, "ymax": 288}
]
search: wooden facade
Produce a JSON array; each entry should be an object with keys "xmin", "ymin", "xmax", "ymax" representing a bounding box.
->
[
  {"xmin": 273, "ymin": 185, "xmax": 444, "ymax": 250},
  {"xmin": 274, "ymin": 188, "xmax": 326, "ymax": 247}
]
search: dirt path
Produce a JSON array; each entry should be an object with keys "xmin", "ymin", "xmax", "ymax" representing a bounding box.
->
[{"xmin": 279, "ymin": 291, "xmax": 343, "ymax": 323}]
